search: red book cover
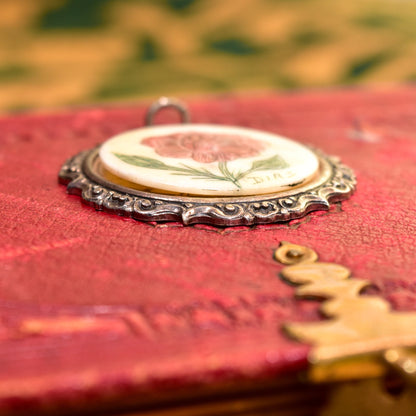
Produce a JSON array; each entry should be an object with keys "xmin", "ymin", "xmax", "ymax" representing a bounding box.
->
[{"xmin": 0, "ymin": 87, "xmax": 415, "ymax": 415}]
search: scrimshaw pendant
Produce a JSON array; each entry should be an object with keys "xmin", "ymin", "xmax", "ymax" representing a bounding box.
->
[{"xmin": 59, "ymin": 97, "xmax": 356, "ymax": 226}]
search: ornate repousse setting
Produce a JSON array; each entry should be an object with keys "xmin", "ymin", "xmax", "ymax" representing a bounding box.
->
[{"xmin": 59, "ymin": 146, "xmax": 356, "ymax": 226}]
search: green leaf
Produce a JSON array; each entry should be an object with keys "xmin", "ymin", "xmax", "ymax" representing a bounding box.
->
[
  {"xmin": 113, "ymin": 153, "xmax": 171, "ymax": 170},
  {"xmin": 250, "ymin": 154, "xmax": 288, "ymax": 171}
]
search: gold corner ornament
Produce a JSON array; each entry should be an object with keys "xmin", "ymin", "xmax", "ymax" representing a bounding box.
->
[{"xmin": 274, "ymin": 242, "xmax": 416, "ymax": 384}]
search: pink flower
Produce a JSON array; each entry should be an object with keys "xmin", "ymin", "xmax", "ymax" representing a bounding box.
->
[{"xmin": 142, "ymin": 132, "xmax": 265, "ymax": 163}]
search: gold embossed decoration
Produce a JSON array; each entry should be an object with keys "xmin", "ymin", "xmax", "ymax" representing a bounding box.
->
[{"xmin": 274, "ymin": 242, "xmax": 416, "ymax": 383}]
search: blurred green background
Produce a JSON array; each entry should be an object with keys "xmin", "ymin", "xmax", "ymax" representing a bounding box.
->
[{"xmin": 0, "ymin": 0, "xmax": 415, "ymax": 112}]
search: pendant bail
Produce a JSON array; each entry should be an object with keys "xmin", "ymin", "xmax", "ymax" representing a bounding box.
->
[{"xmin": 145, "ymin": 97, "xmax": 190, "ymax": 126}]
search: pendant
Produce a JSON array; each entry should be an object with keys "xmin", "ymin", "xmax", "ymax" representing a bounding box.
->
[{"xmin": 59, "ymin": 97, "xmax": 356, "ymax": 226}]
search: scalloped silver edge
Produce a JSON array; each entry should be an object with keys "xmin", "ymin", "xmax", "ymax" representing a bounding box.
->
[{"xmin": 59, "ymin": 148, "xmax": 356, "ymax": 226}]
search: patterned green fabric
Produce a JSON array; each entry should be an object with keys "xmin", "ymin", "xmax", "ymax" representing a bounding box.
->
[{"xmin": 0, "ymin": 0, "xmax": 415, "ymax": 112}]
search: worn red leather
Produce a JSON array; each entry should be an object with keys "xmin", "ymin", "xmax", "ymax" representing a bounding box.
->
[{"xmin": 0, "ymin": 87, "xmax": 415, "ymax": 414}]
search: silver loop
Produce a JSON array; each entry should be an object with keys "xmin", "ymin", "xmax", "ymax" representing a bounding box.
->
[{"xmin": 145, "ymin": 97, "xmax": 191, "ymax": 126}]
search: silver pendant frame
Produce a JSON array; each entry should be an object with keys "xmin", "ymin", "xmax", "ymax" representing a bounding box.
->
[{"xmin": 59, "ymin": 146, "xmax": 356, "ymax": 227}]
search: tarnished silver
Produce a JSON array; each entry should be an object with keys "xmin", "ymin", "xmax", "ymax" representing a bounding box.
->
[
  {"xmin": 58, "ymin": 147, "xmax": 356, "ymax": 226},
  {"xmin": 145, "ymin": 97, "xmax": 190, "ymax": 126}
]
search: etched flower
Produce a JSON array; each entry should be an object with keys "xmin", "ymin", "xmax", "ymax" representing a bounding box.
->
[{"xmin": 142, "ymin": 132, "xmax": 265, "ymax": 163}]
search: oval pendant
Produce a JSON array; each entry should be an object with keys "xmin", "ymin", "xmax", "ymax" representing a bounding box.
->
[
  {"xmin": 99, "ymin": 124, "xmax": 320, "ymax": 197},
  {"xmin": 59, "ymin": 97, "xmax": 356, "ymax": 226}
]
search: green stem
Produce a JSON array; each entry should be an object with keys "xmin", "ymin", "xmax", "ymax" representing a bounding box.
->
[{"xmin": 113, "ymin": 152, "xmax": 288, "ymax": 191}]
